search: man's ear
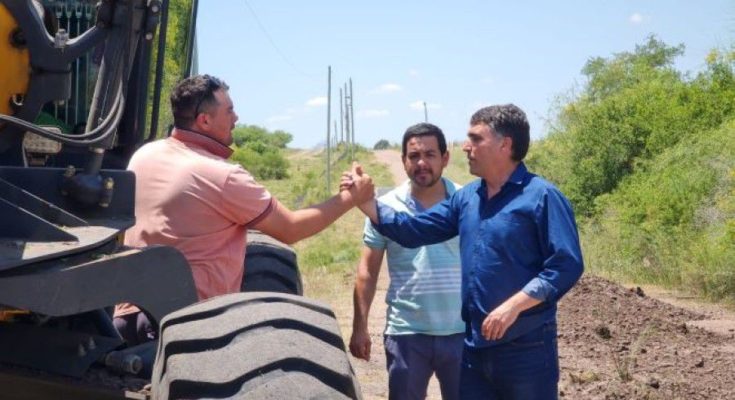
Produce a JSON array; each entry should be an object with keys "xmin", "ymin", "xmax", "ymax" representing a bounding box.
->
[
  {"xmin": 502, "ymin": 136, "xmax": 513, "ymax": 153},
  {"xmin": 193, "ymin": 112, "xmax": 209, "ymax": 130}
]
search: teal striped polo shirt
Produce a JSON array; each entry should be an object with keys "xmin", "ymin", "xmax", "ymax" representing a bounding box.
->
[{"xmin": 363, "ymin": 177, "xmax": 464, "ymax": 336}]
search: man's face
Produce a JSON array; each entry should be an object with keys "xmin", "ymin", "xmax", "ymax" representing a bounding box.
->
[
  {"xmin": 403, "ymin": 135, "xmax": 449, "ymax": 188},
  {"xmin": 200, "ymin": 89, "xmax": 238, "ymax": 146},
  {"xmin": 462, "ymin": 123, "xmax": 508, "ymax": 177}
]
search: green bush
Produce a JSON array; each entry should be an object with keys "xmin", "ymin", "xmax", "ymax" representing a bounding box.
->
[
  {"xmin": 232, "ymin": 125, "xmax": 292, "ymax": 149},
  {"xmin": 229, "ymin": 125, "xmax": 292, "ymax": 180},
  {"xmin": 530, "ymin": 37, "xmax": 735, "ymax": 218},
  {"xmin": 527, "ymin": 37, "xmax": 735, "ymax": 302},
  {"xmin": 584, "ymin": 120, "xmax": 735, "ymax": 301},
  {"xmin": 231, "ymin": 146, "xmax": 289, "ymax": 180}
]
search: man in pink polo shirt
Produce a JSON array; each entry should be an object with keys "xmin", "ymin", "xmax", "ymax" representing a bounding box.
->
[{"xmin": 114, "ymin": 75, "xmax": 374, "ymax": 344}]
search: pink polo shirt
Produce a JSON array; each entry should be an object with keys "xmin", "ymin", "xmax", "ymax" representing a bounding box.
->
[{"xmin": 115, "ymin": 129, "xmax": 273, "ymax": 317}]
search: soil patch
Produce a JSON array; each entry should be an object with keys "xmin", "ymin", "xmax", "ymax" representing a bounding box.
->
[{"xmin": 558, "ymin": 275, "xmax": 735, "ymax": 399}]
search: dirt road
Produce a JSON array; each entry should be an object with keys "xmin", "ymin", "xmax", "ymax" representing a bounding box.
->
[{"xmin": 336, "ymin": 149, "xmax": 735, "ymax": 400}]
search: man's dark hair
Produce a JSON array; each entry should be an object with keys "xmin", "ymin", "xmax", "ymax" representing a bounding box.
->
[
  {"xmin": 171, "ymin": 74, "xmax": 229, "ymax": 129},
  {"xmin": 401, "ymin": 122, "xmax": 447, "ymax": 158},
  {"xmin": 470, "ymin": 104, "xmax": 530, "ymax": 161}
]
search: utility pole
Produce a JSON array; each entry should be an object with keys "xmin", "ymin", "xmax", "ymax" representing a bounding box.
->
[
  {"xmin": 339, "ymin": 87, "xmax": 344, "ymax": 145},
  {"xmin": 326, "ymin": 66, "xmax": 332, "ymax": 194},
  {"xmin": 344, "ymin": 82, "xmax": 352, "ymax": 160},
  {"xmin": 349, "ymin": 78, "xmax": 355, "ymax": 152},
  {"xmin": 423, "ymin": 101, "xmax": 428, "ymax": 122}
]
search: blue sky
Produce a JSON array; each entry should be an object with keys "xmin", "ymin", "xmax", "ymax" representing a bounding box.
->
[{"xmin": 197, "ymin": 1, "xmax": 734, "ymax": 149}]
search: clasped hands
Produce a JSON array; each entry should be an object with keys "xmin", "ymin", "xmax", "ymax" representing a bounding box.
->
[{"xmin": 341, "ymin": 162, "xmax": 375, "ymax": 209}]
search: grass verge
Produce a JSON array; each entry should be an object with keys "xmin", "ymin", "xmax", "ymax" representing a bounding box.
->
[{"xmin": 259, "ymin": 146, "xmax": 392, "ymax": 302}]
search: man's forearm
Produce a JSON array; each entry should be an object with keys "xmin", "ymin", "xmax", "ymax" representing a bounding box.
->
[
  {"xmin": 352, "ymin": 275, "xmax": 377, "ymax": 331},
  {"xmin": 358, "ymin": 199, "xmax": 378, "ymax": 223},
  {"xmin": 285, "ymin": 191, "xmax": 354, "ymax": 242}
]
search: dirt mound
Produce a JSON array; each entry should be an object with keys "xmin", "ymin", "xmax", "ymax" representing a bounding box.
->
[{"xmin": 558, "ymin": 275, "xmax": 735, "ymax": 399}]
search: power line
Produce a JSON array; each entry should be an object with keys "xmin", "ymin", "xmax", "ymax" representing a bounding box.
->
[{"xmin": 241, "ymin": 0, "xmax": 314, "ymax": 77}]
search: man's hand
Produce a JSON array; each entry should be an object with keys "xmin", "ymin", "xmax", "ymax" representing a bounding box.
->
[
  {"xmin": 481, "ymin": 291, "xmax": 542, "ymax": 341},
  {"xmin": 481, "ymin": 301, "xmax": 521, "ymax": 341},
  {"xmin": 340, "ymin": 170, "xmax": 354, "ymax": 192},
  {"xmin": 349, "ymin": 327, "xmax": 372, "ymax": 361},
  {"xmin": 347, "ymin": 162, "xmax": 374, "ymax": 205},
  {"xmin": 340, "ymin": 162, "xmax": 378, "ymax": 222}
]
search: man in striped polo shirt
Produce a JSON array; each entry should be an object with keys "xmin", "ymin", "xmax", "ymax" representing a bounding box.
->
[{"xmin": 350, "ymin": 123, "xmax": 463, "ymax": 400}]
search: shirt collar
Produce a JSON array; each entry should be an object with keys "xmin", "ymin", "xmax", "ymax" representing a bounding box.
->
[
  {"xmin": 477, "ymin": 162, "xmax": 529, "ymax": 195},
  {"xmin": 171, "ymin": 127, "xmax": 233, "ymax": 159},
  {"xmin": 507, "ymin": 162, "xmax": 528, "ymax": 185}
]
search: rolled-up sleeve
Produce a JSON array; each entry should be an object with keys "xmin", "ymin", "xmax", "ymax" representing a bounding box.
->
[{"xmin": 522, "ymin": 188, "xmax": 584, "ymax": 302}]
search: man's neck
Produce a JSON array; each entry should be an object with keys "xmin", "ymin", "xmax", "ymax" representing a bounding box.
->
[
  {"xmin": 171, "ymin": 127, "xmax": 233, "ymax": 159},
  {"xmin": 484, "ymin": 161, "xmax": 519, "ymax": 198},
  {"xmin": 410, "ymin": 178, "xmax": 447, "ymax": 209}
]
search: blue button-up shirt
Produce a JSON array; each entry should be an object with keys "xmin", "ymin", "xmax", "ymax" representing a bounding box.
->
[{"xmin": 373, "ymin": 163, "xmax": 584, "ymax": 348}]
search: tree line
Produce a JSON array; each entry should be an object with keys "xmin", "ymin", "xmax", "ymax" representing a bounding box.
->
[{"xmin": 525, "ymin": 36, "xmax": 735, "ymax": 301}]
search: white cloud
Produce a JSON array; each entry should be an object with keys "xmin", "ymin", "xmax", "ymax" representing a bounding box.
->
[
  {"xmin": 408, "ymin": 69, "xmax": 420, "ymax": 77},
  {"xmin": 370, "ymin": 83, "xmax": 403, "ymax": 94},
  {"xmin": 481, "ymin": 77, "xmax": 494, "ymax": 85},
  {"xmin": 357, "ymin": 109, "xmax": 390, "ymax": 118},
  {"xmin": 629, "ymin": 13, "xmax": 643, "ymax": 24},
  {"xmin": 409, "ymin": 101, "xmax": 441, "ymax": 111},
  {"xmin": 305, "ymin": 96, "xmax": 327, "ymax": 107}
]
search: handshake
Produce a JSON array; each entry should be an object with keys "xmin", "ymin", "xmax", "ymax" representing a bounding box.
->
[{"xmin": 340, "ymin": 162, "xmax": 378, "ymax": 220}]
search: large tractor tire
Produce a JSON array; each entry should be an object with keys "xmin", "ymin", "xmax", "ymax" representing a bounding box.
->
[
  {"xmin": 242, "ymin": 231, "xmax": 303, "ymax": 295},
  {"xmin": 150, "ymin": 292, "xmax": 362, "ymax": 400}
]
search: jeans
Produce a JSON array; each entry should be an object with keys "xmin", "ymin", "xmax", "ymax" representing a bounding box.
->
[
  {"xmin": 384, "ymin": 333, "xmax": 464, "ymax": 400},
  {"xmin": 459, "ymin": 322, "xmax": 559, "ymax": 400}
]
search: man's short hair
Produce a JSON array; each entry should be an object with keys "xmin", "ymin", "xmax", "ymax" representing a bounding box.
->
[
  {"xmin": 470, "ymin": 104, "xmax": 530, "ymax": 161},
  {"xmin": 171, "ymin": 74, "xmax": 229, "ymax": 129},
  {"xmin": 401, "ymin": 122, "xmax": 448, "ymax": 158}
]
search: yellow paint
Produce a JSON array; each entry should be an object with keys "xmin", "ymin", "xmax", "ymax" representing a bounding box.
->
[
  {"xmin": 0, "ymin": 309, "xmax": 30, "ymax": 322},
  {"xmin": 0, "ymin": 3, "xmax": 30, "ymax": 117}
]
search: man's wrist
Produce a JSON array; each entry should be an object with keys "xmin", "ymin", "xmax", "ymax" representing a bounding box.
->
[
  {"xmin": 352, "ymin": 321, "xmax": 368, "ymax": 331},
  {"xmin": 339, "ymin": 189, "xmax": 356, "ymax": 207}
]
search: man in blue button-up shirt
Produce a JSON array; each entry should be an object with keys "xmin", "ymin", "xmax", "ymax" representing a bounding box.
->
[{"xmin": 347, "ymin": 104, "xmax": 583, "ymax": 399}]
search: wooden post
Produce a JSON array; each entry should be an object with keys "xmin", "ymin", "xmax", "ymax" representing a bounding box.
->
[{"xmin": 326, "ymin": 66, "xmax": 332, "ymax": 194}]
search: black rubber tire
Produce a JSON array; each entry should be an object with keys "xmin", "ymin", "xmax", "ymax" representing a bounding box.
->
[
  {"xmin": 151, "ymin": 292, "xmax": 362, "ymax": 400},
  {"xmin": 242, "ymin": 231, "xmax": 303, "ymax": 296}
]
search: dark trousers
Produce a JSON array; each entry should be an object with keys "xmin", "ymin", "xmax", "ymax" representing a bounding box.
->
[
  {"xmin": 113, "ymin": 311, "xmax": 156, "ymax": 346},
  {"xmin": 459, "ymin": 323, "xmax": 559, "ymax": 400},
  {"xmin": 384, "ymin": 333, "xmax": 464, "ymax": 400}
]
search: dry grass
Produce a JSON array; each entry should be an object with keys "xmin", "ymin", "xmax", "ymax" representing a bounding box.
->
[{"xmin": 260, "ymin": 147, "xmax": 392, "ymax": 305}]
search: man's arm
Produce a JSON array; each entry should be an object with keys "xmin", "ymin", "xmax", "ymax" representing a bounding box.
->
[
  {"xmin": 349, "ymin": 246, "xmax": 384, "ymax": 361},
  {"xmin": 253, "ymin": 164, "xmax": 374, "ymax": 244},
  {"xmin": 344, "ymin": 164, "xmax": 458, "ymax": 247},
  {"xmin": 481, "ymin": 291, "xmax": 541, "ymax": 341},
  {"xmin": 483, "ymin": 187, "xmax": 584, "ymax": 341},
  {"xmin": 357, "ymin": 199, "xmax": 378, "ymax": 223}
]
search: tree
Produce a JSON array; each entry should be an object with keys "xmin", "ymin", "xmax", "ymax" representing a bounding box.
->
[
  {"xmin": 373, "ymin": 139, "xmax": 391, "ymax": 150},
  {"xmin": 232, "ymin": 125, "xmax": 292, "ymax": 149},
  {"xmin": 230, "ymin": 125, "xmax": 292, "ymax": 180},
  {"xmin": 541, "ymin": 36, "xmax": 693, "ymax": 215}
]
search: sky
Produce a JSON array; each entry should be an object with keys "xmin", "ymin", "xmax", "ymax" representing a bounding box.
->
[{"xmin": 196, "ymin": 1, "xmax": 734, "ymax": 149}]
